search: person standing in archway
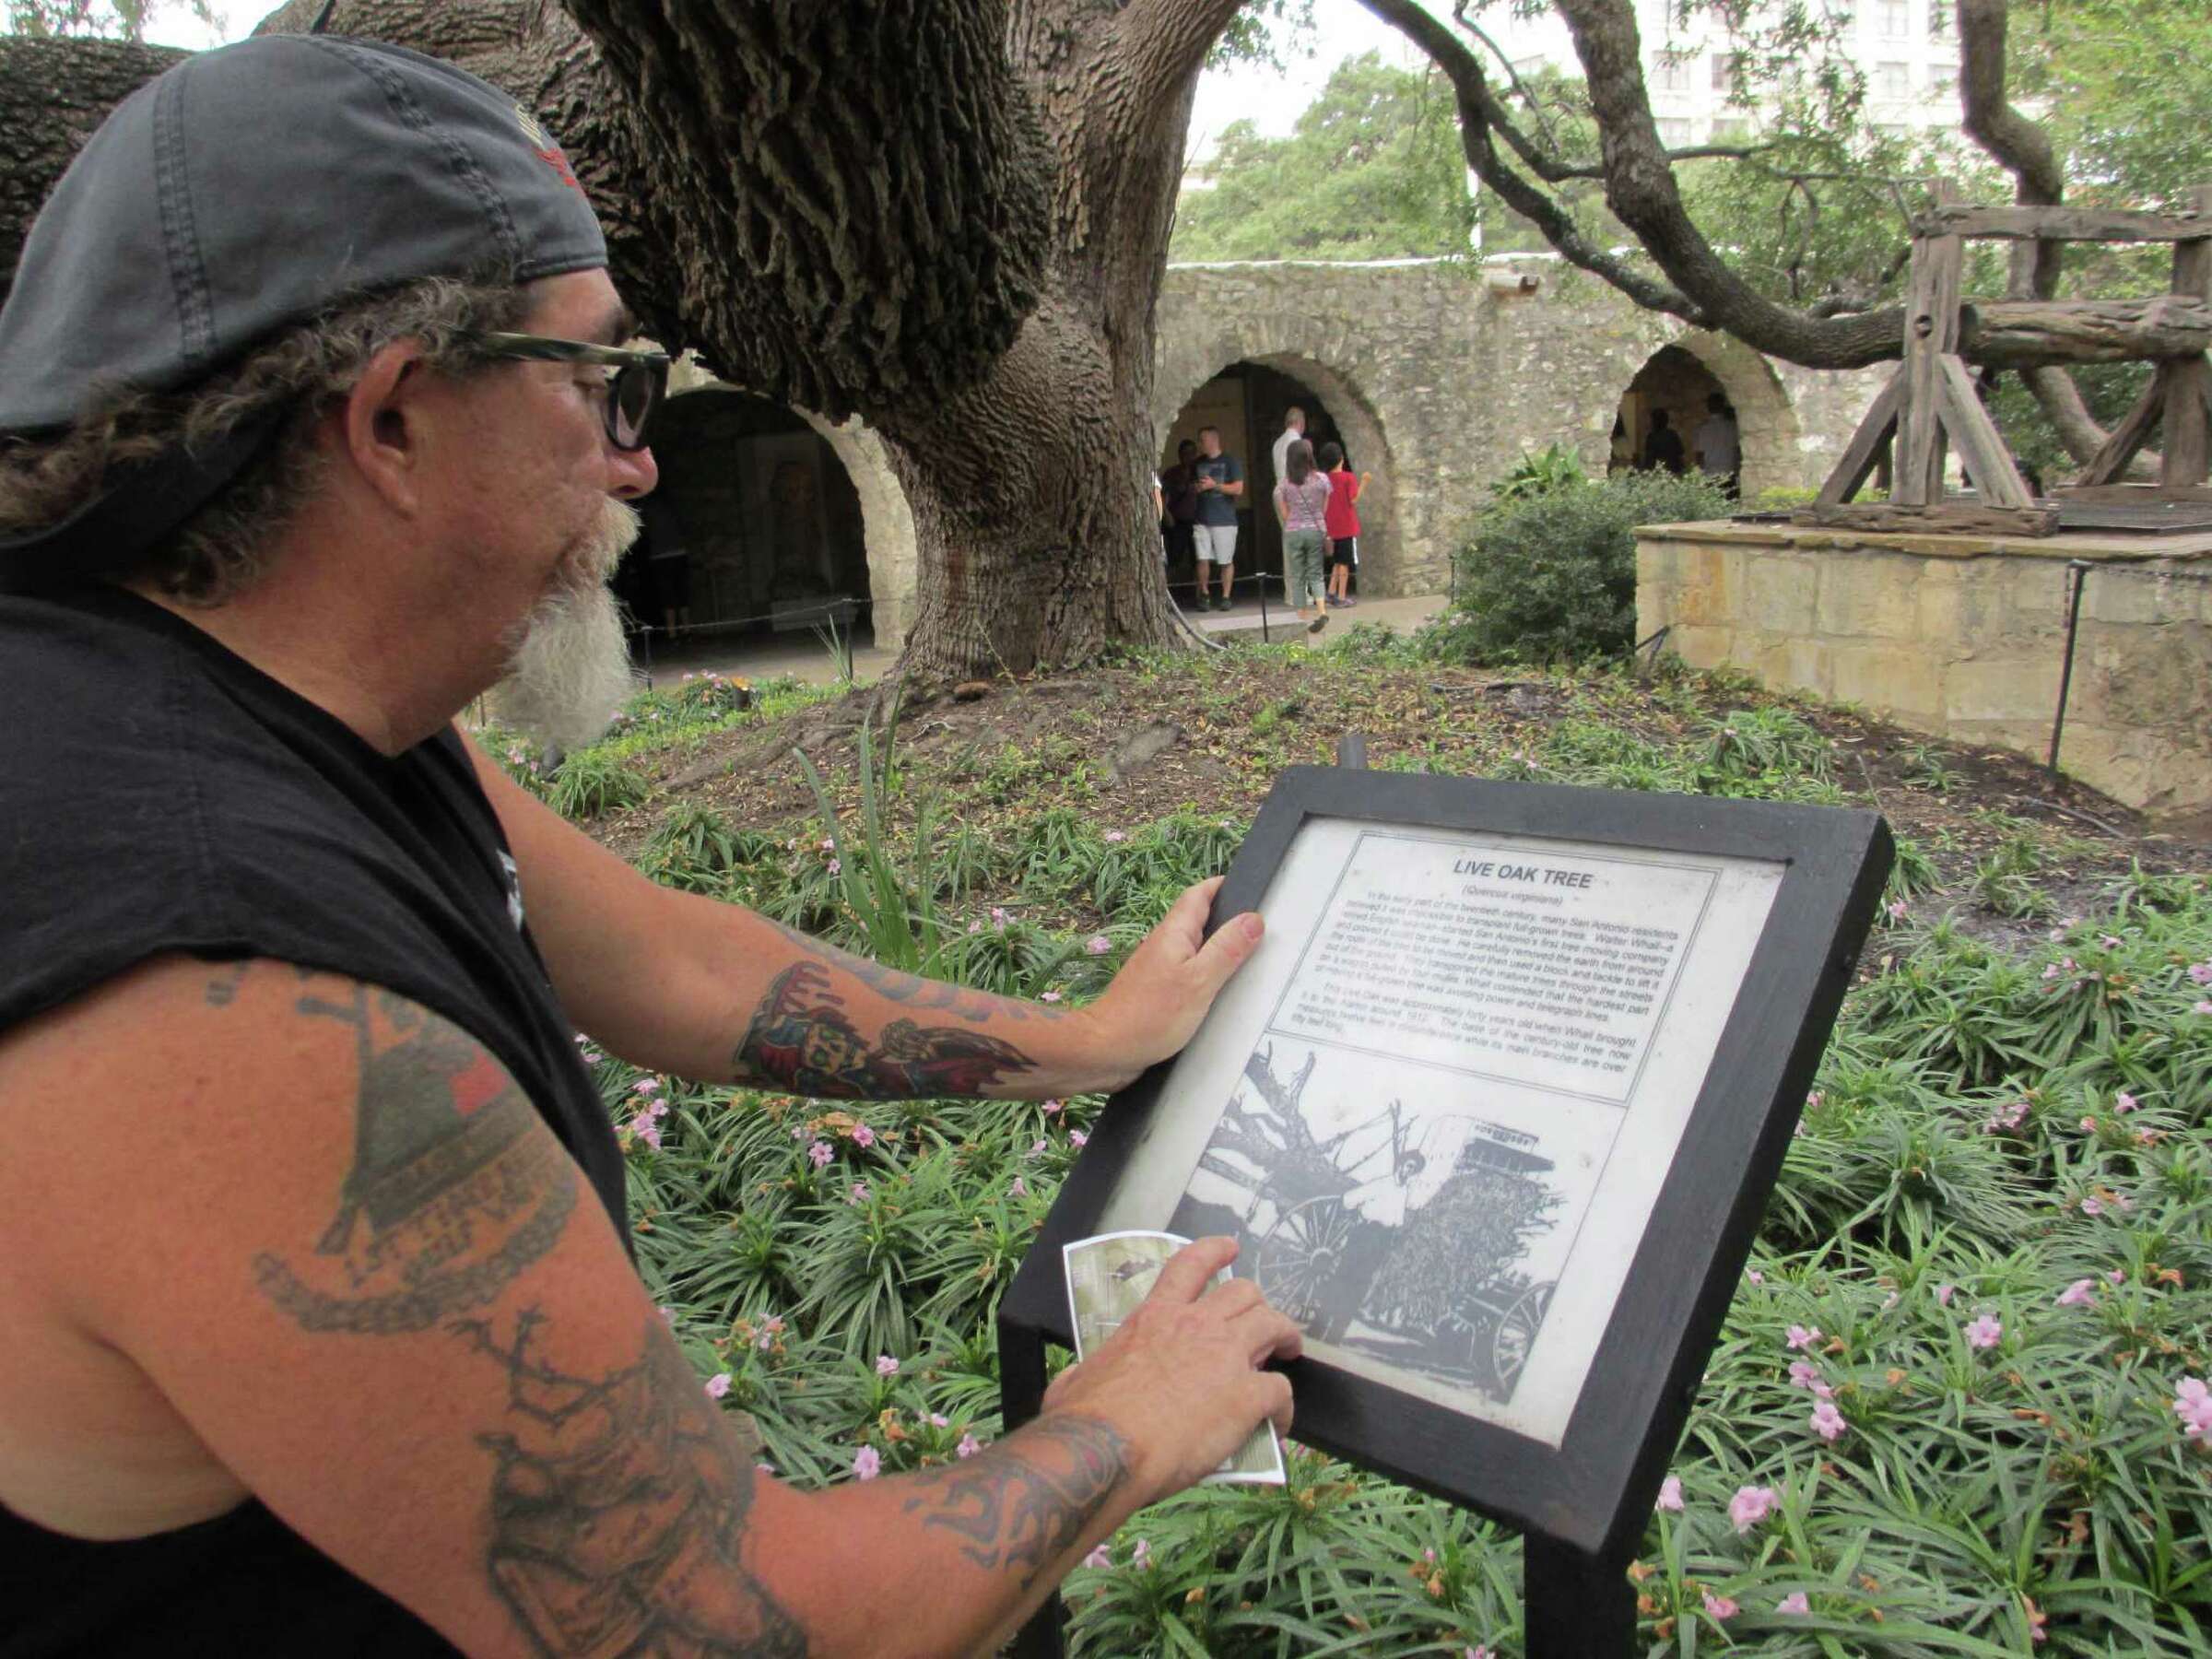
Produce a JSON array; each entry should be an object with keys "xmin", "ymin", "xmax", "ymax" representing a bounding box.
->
[
  {"xmin": 1271, "ymin": 405, "xmax": 1306, "ymax": 489},
  {"xmin": 1694, "ymin": 392, "xmax": 1741, "ymax": 500},
  {"xmin": 1641, "ymin": 408, "xmax": 1687, "ymax": 476},
  {"xmin": 1190, "ymin": 425, "xmax": 1244, "ymax": 611},
  {"xmin": 1318, "ymin": 441, "xmax": 1367, "ymax": 610},
  {"xmin": 1274, "ymin": 438, "xmax": 1333, "ymax": 636},
  {"xmin": 1160, "ymin": 438, "xmax": 1200, "ymax": 576}
]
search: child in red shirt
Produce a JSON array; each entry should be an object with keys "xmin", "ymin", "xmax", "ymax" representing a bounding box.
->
[{"xmin": 1318, "ymin": 441, "xmax": 1369, "ymax": 607}]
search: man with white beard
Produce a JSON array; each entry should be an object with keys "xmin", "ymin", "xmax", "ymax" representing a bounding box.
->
[
  {"xmin": 0, "ymin": 38, "xmax": 1298, "ymax": 1659},
  {"xmin": 482, "ymin": 496, "xmax": 645, "ymax": 762}
]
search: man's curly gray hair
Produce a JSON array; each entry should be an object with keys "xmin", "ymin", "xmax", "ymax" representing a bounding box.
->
[{"xmin": 0, "ymin": 274, "xmax": 530, "ymax": 604}]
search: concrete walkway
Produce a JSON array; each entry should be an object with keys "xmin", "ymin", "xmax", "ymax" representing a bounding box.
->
[{"xmin": 631, "ymin": 588, "xmax": 1452, "ymax": 691}]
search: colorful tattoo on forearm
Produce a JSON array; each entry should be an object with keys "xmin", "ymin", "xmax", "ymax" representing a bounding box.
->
[{"xmin": 731, "ymin": 961, "xmax": 1036, "ymax": 1099}]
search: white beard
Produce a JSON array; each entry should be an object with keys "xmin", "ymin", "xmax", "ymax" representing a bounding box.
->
[{"xmin": 484, "ymin": 497, "xmax": 641, "ymax": 755}]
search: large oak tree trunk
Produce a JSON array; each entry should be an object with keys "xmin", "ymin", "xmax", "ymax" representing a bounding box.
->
[{"xmin": 2, "ymin": 0, "xmax": 1223, "ymax": 682}]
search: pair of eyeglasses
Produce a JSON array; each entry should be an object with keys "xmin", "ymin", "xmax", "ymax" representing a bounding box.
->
[{"xmin": 465, "ymin": 332, "xmax": 671, "ymax": 451}]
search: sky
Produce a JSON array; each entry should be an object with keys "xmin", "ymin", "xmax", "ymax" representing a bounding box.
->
[{"xmin": 1187, "ymin": 0, "xmax": 1432, "ymax": 161}]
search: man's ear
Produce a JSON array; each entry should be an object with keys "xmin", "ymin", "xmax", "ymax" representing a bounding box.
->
[{"xmin": 335, "ymin": 338, "xmax": 436, "ymax": 517}]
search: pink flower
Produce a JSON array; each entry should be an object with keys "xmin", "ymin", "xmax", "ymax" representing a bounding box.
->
[
  {"xmin": 626, "ymin": 1113, "xmax": 663, "ymax": 1150},
  {"xmin": 1728, "ymin": 1485, "xmax": 1778, "ymax": 1533},
  {"xmin": 1777, "ymin": 1592, "xmax": 1810, "ymax": 1615},
  {"xmin": 1041, "ymin": 990, "xmax": 1064, "ymax": 1003},
  {"xmin": 2056, "ymin": 1278, "xmax": 2098, "ymax": 1308},
  {"xmin": 826, "ymin": 858, "xmax": 841, "ymax": 877},
  {"xmin": 2100, "ymin": 934, "xmax": 2123, "ymax": 949},
  {"xmin": 2079, "ymin": 1115, "xmax": 2100, "ymax": 1132},
  {"xmin": 967, "ymin": 920, "xmax": 982, "ymax": 935},
  {"xmin": 875, "ymin": 1354, "xmax": 900, "ymax": 1376},
  {"xmin": 990, "ymin": 906, "xmax": 1009, "ymax": 927},
  {"xmin": 1654, "ymin": 1475, "xmax": 1684, "ymax": 1512},
  {"xmin": 1745, "ymin": 1269, "xmax": 1764, "ymax": 1285},
  {"xmin": 927, "ymin": 1412, "xmax": 950, "ymax": 1429},
  {"xmin": 851, "ymin": 1123, "xmax": 877, "ymax": 1148},
  {"xmin": 1041, "ymin": 1099, "xmax": 1065, "ymax": 1116},
  {"xmin": 1965, "ymin": 1314, "xmax": 2004, "ymax": 1349},
  {"xmin": 1466, "ymin": 1648, "xmax": 1496, "ymax": 1659},
  {"xmin": 632, "ymin": 1077, "xmax": 660, "ymax": 1095},
  {"xmin": 2041, "ymin": 963, "xmax": 2063, "ymax": 982},
  {"xmin": 1070, "ymin": 1130, "xmax": 1089, "ymax": 1148},
  {"xmin": 1702, "ymin": 1589, "xmax": 1738, "ymax": 1620},
  {"xmin": 1010, "ymin": 1176, "xmax": 1030, "ymax": 1198},
  {"xmin": 1788, "ymin": 1360, "xmax": 1832, "ymax": 1398},
  {"xmin": 1808, "ymin": 1399, "xmax": 1847, "ymax": 1441},
  {"xmin": 819, "ymin": 836, "xmax": 835, "ymax": 852},
  {"xmin": 846, "ymin": 1181, "xmax": 870, "ymax": 1205},
  {"xmin": 1131, "ymin": 1538, "xmax": 1150, "ymax": 1567},
  {"xmin": 2082, "ymin": 1196, "xmax": 2105, "ymax": 1217},
  {"xmin": 1785, "ymin": 1324, "xmax": 1821, "ymax": 1351},
  {"xmin": 2115, "ymin": 1092, "xmax": 2138, "ymax": 1113},
  {"xmin": 2174, "ymin": 1379, "xmax": 2212, "ymax": 1442},
  {"xmin": 1083, "ymin": 1543, "xmax": 1111, "ymax": 1569},
  {"xmin": 1104, "ymin": 830, "xmax": 1127, "ymax": 843},
  {"xmin": 1086, "ymin": 935, "xmax": 1112, "ymax": 955},
  {"xmin": 1935, "ymin": 1283, "xmax": 1956, "ymax": 1307},
  {"xmin": 807, "ymin": 1140, "xmax": 833, "ymax": 1169},
  {"xmin": 2108, "ymin": 1268, "xmax": 2127, "ymax": 1285},
  {"xmin": 704, "ymin": 1372, "xmax": 733, "ymax": 1399},
  {"xmin": 853, "ymin": 1445, "xmax": 882, "ymax": 1481},
  {"xmin": 1030, "ymin": 1137, "xmax": 1049, "ymax": 1156},
  {"xmin": 2188, "ymin": 960, "xmax": 2212, "ymax": 985},
  {"xmin": 2197, "ymin": 1000, "xmax": 2212, "ymax": 1015},
  {"xmin": 958, "ymin": 1432, "xmax": 982, "ymax": 1459},
  {"xmin": 658, "ymin": 1304, "xmax": 677, "ymax": 1326},
  {"xmin": 1886, "ymin": 899, "xmax": 1908, "ymax": 922}
]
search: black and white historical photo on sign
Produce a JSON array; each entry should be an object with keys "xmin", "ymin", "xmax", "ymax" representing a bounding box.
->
[
  {"xmin": 1103, "ymin": 818, "xmax": 1786, "ymax": 1446},
  {"xmin": 1168, "ymin": 1041, "xmax": 1575, "ymax": 1408}
]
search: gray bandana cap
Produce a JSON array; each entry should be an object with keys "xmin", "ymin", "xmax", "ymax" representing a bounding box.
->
[{"xmin": 0, "ymin": 33, "xmax": 607, "ymax": 434}]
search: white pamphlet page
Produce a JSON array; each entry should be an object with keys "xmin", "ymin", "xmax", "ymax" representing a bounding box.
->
[{"xmin": 1062, "ymin": 1230, "xmax": 1287, "ymax": 1485}]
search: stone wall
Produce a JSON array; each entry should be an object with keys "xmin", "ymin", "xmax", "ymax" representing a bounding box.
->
[
  {"xmin": 1637, "ymin": 522, "xmax": 2212, "ymax": 820},
  {"xmin": 1154, "ymin": 258, "xmax": 1889, "ymax": 598},
  {"xmin": 657, "ymin": 261, "xmax": 1888, "ymax": 648}
]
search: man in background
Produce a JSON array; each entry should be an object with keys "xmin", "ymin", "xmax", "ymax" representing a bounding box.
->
[
  {"xmin": 1694, "ymin": 392, "xmax": 1741, "ymax": 499},
  {"xmin": 1190, "ymin": 424, "xmax": 1245, "ymax": 611}
]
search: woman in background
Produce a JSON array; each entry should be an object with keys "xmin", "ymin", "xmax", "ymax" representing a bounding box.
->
[{"xmin": 1274, "ymin": 439, "xmax": 1334, "ymax": 636}]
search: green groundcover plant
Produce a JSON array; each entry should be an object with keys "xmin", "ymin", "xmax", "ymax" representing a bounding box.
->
[{"xmin": 509, "ymin": 657, "xmax": 2212, "ymax": 1656}]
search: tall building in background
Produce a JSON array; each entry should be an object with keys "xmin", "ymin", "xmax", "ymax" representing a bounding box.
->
[{"xmin": 1487, "ymin": 0, "xmax": 1962, "ymax": 147}]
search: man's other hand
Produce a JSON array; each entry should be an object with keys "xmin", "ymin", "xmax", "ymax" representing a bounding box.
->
[
  {"xmin": 1078, "ymin": 878, "xmax": 1262, "ymax": 1090},
  {"xmin": 1041, "ymin": 1237, "xmax": 1299, "ymax": 1502}
]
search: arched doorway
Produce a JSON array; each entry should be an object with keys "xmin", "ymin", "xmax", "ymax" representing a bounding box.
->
[
  {"xmin": 1609, "ymin": 333, "xmax": 1801, "ymax": 500},
  {"xmin": 1611, "ymin": 345, "xmax": 1730, "ymax": 484},
  {"xmin": 633, "ymin": 389, "xmax": 876, "ymax": 651},
  {"xmin": 1157, "ymin": 355, "xmax": 1397, "ymax": 605}
]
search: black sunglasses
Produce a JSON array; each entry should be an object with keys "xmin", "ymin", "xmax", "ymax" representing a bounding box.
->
[{"xmin": 465, "ymin": 332, "xmax": 671, "ymax": 452}]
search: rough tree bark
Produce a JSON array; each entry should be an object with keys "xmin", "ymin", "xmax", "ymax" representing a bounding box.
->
[{"xmin": 4, "ymin": 0, "xmax": 1232, "ymax": 683}]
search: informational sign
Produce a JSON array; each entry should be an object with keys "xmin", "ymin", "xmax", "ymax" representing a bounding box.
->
[{"xmin": 1101, "ymin": 823, "xmax": 1782, "ymax": 1447}]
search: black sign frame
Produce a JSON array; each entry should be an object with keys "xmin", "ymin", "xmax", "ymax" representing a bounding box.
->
[{"xmin": 999, "ymin": 764, "xmax": 1890, "ymax": 1653}]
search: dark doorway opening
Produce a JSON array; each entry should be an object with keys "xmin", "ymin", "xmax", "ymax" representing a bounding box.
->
[
  {"xmin": 1610, "ymin": 345, "xmax": 1734, "ymax": 487},
  {"xmin": 627, "ymin": 390, "xmax": 874, "ymax": 650}
]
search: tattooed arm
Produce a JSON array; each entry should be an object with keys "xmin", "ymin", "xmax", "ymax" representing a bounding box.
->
[
  {"xmin": 0, "ymin": 958, "xmax": 1297, "ymax": 1656},
  {"xmin": 467, "ymin": 734, "xmax": 1264, "ymax": 1098}
]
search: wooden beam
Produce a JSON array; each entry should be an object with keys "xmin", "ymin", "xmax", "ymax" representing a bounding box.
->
[
  {"xmin": 1815, "ymin": 373, "xmax": 1901, "ymax": 507},
  {"xmin": 2161, "ymin": 185, "xmax": 2212, "ymax": 489},
  {"xmin": 1913, "ymin": 204, "xmax": 2212, "ymax": 242},
  {"xmin": 1896, "ymin": 190, "xmax": 1965, "ymax": 507},
  {"xmin": 1936, "ymin": 355, "xmax": 2032, "ymax": 507},
  {"xmin": 1791, "ymin": 502, "xmax": 2062, "ymax": 536},
  {"xmin": 1963, "ymin": 296, "xmax": 2212, "ymax": 368},
  {"xmin": 2078, "ymin": 365, "xmax": 2171, "ymax": 488}
]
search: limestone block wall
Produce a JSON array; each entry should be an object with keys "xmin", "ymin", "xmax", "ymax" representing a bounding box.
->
[{"xmin": 1637, "ymin": 522, "xmax": 2212, "ymax": 819}]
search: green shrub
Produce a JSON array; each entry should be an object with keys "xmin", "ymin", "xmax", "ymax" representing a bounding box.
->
[
  {"xmin": 1434, "ymin": 470, "xmax": 1729, "ymax": 665},
  {"xmin": 544, "ymin": 750, "xmax": 653, "ymax": 819},
  {"xmin": 1493, "ymin": 441, "xmax": 1589, "ymax": 500}
]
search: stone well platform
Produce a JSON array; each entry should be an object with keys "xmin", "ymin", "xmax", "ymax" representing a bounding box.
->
[{"xmin": 1635, "ymin": 519, "xmax": 2212, "ymax": 821}]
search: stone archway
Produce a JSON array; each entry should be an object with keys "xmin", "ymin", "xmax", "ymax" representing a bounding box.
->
[
  {"xmin": 1611, "ymin": 330, "xmax": 1801, "ymax": 500},
  {"xmin": 1154, "ymin": 348, "xmax": 1403, "ymax": 596},
  {"xmin": 658, "ymin": 354, "xmax": 921, "ymax": 653}
]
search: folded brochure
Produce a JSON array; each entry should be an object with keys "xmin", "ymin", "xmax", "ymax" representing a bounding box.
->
[{"xmin": 1062, "ymin": 1230, "xmax": 1286, "ymax": 1485}]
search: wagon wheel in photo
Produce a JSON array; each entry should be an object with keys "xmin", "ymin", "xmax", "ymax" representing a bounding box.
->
[
  {"xmin": 1255, "ymin": 1195, "xmax": 1359, "ymax": 1340},
  {"xmin": 1490, "ymin": 1279, "xmax": 1556, "ymax": 1397}
]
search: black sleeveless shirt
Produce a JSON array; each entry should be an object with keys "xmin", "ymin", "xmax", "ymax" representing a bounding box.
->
[{"xmin": 0, "ymin": 584, "xmax": 629, "ymax": 1655}]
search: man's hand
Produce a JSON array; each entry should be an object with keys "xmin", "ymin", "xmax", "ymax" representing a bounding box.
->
[
  {"xmin": 1040, "ymin": 1237, "xmax": 1299, "ymax": 1504},
  {"xmin": 1077, "ymin": 877, "xmax": 1262, "ymax": 1092}
]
